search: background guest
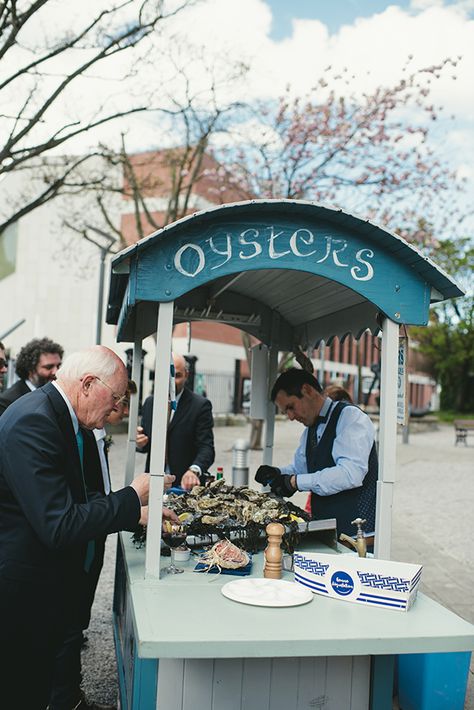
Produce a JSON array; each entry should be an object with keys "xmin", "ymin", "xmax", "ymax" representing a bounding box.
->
[
  {"xmin": 0, "ymin": 336, "xmax": 63, "ymax": 414},
  {"xmin": 136, "ymin": 352, "xmax": 215, "ymax": 490}
]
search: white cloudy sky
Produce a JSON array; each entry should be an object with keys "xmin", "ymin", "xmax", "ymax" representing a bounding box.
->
[
  {"xmin": 2, "ymin": 0, "xmax": 474, "ymax": 218},
  {"xmin": 159, "ymin": 0, "xmax": 474, "ymax": 179}
]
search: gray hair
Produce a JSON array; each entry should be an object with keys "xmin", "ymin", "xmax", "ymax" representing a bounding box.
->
[{"xmin": 57, "ymin": 346, "xmax": 122, "ymax": 382}]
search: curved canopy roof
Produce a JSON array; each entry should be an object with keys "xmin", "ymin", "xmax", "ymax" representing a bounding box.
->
[{"xmin": 107, "ymin": 200, "xmax": 463, "ymax": 348}]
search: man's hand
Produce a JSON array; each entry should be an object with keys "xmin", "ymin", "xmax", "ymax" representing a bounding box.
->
[
  {"xmin": 255, "ymin": 465, "xmax": 281, "ymax": 487},
  {"xmin": 180, "ymin": 469, "xmax": 200, "ymax": 490},
  {"xmin": 136, "ymin": 426, "xmax": 149, "ymax": 450},
  {"xmin": 255, "ymin": 465, "xmax": 296, "ymax": 498},
  {"xmin": 164, "ymin": 474, "xmax": 175, "ymax": 490},
  {"xmin": 139, "ymin": 506, "xmax": 178, "ymax": 526},
  {"xmin": 130, "ymin": 472, "xmax": 150, "ymax": 505},
  {"xmin": 139, "ymin": 506, "xmax": 148, "ymax": 526},
  {"xmin": 270, "ymin": 472, "xmax": 296, "ymax": 498},
  {"xmin": 162, "ymin": 507, "xmax": 179, "ymax": 524}
]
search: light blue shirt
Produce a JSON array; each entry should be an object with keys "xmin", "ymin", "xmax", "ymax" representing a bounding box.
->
[{"xmin": 280, "ymin": 397, "xmax": 375, "ymax": 497}]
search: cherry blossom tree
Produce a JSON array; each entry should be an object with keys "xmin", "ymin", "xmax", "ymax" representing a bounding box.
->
[{"xmin": 214, "ymin": 58, "xmax": 464, "ymax": 248}]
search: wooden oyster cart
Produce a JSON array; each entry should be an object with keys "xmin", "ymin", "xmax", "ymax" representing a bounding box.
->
[{"xmin": 106, "ymin": 200, "xmax": 474, "ymax": 709}]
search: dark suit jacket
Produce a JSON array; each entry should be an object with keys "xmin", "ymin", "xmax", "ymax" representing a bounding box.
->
[
  {"xmin": 79, "ymin": 429, "xmax": 109, "ymax": 628},
  {"xmin": 140, "ymin": 388, "xmax": 215, "ymax": 485},
  {"xmin": 0, "ymin": 378, "xmax": 30, "ymax": 415},
  {"xmin": 0, "ymin": 383, "xmax": 140, "ymax": 631},
  {"xmin": 83, "ymin": 428, "xmax": 108, "ymax": 496}
]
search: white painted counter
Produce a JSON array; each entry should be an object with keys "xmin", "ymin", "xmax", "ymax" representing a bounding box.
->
[{"xmin": 113, "ymin": 533, "xmax": 474, "ymax": 710}]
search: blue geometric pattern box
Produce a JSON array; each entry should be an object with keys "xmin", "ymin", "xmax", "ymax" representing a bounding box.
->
[{"xmin": 294, "ymin": 552, "xmax": 422, "ymax": 611}]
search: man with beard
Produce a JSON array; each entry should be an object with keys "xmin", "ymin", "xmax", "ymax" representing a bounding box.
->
[{"xmin": 0, "ymin": 336, "xmax": 63, "ymax": 415}]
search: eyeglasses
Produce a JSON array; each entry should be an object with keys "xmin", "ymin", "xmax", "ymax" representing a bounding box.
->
[
  {"xmin": 0, "ymin": 358, "xmax": 7, "ymax": 369},
  {"xmin": 95, "ymin": 377, "xmax": 127, "ymax": 405}
]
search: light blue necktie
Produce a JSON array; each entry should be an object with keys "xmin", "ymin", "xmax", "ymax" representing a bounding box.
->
[{"xmin": 76, "ymin": 428, "xmax": 95, "ymax": 573}]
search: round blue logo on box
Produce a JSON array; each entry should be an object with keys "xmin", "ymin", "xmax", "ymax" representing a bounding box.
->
[{"xmin": 331, "ymin": 571, "xmax": 354, "ymax": 596}]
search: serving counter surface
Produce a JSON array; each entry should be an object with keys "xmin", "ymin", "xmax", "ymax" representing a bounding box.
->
[{"xmin": 117, "ymin": 532, "xmax": 474, "ymax": 661}]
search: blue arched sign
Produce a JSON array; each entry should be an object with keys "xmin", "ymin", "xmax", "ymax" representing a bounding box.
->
[{"xmin": 108, "ymin": 201, "xmax": 462, "ymax": 344}]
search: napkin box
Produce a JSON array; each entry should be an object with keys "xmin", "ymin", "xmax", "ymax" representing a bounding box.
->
[{"xmin": 294, "ymin": 551, "xmax": 422, "ymax": 611}]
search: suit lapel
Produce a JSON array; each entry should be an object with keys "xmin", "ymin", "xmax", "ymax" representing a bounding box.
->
[
  {"xmin": 83, "ymin": 429, "xmax": 106, "ymax": 495},
  {"xmin": 18, "ymin": 380, "xmax": 31, "ymax": 397}
]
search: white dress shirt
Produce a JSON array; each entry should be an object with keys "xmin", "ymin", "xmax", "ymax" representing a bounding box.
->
[
  {"xmin": 280, "ymin": 397, "xmax": 375, "ymax": 497},
  {"xmin": 93, "ymin": 428, "xmax": 111, "ymax": 495}
]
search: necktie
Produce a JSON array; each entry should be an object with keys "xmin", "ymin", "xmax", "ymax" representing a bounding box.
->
[
  {"xmin": 76, "ymin": 427, "xmax": 84, "ymax": 466},
  {"xmin": 76, "ymin": 428, "xmax": 95, "ymax": 573}
]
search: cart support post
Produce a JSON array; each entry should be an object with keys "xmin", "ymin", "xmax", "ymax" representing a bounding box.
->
[
  {"xmin": 263, "ymin": 313, "xmax": 280, "ymax": 466},
  {"xmin": 125, "ymin": 335, "xmax": 142, "ymax": 486},
  {"xmin": 375, "ymin": 317, "xmax": 399, "ymax": 559},
  {"xmin": 145, "ymin": 301, "xmax": 174, "ymax": 579}
]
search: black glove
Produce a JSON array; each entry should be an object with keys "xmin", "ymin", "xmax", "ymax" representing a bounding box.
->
[
  {"xmin": 255, "ymin": 465, "xmax": 296, "ymax": 498},
  {"xmin": 255, "ymin": 465, "xmax": 281, "ymax": 486}
]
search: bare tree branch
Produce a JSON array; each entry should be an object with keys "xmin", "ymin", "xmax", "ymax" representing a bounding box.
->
[{"xmin": 0, "ymin": 0, "xmax": 194, "ymax": 231}]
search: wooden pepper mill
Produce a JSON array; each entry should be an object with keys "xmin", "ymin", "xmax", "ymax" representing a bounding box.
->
[{"xmin": 264, "ymin": 522, "xmax": 285, "ymax": 579}]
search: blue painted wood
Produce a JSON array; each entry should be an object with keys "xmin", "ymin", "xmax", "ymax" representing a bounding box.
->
[
  {"xmin": 398, "ymin": 652, "xmax": 472, "ymax": 710},
  {"xmin": 113, "ymin": 613, "xmax": 158, "ymax": 710},
  {"xmin": 113, "ymin": 541, "xmax": 158, "ymax": 709},
  {"xmin": 370, "ymin": 655, "xmax": 395, "ymax": 710},
  {"xmin": 108, "ymin": 200, "xmax": 464, "ymax": 344},
  {"xmin": 134, "ymin": 216, "xmax": 430, "ymax": 325},
  {"xmin": 132, "ymin": 656, "xmax": 158, "ymax": 710},
  {"xmin": 113, "ymin": 620, "xmax": 129, "ymax": 710}
]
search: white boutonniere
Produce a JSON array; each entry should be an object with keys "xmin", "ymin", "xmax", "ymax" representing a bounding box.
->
[{"xmin": 104, "ymin": 434, "xmax": 114, "ymax": 454}]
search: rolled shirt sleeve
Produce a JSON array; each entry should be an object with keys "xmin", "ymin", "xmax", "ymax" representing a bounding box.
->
[{"xmin": 281, "ymin": 407, "xmax": 375, "ymax": 496}]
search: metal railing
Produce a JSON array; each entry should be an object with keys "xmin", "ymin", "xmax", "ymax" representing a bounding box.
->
[{"xmin": 198, "ymin": 371, "xmax": 234, "ymax": 414}]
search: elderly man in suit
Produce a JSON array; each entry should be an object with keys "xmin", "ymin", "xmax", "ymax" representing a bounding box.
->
[
  {"xmin": 49, "ymin": 380, "xmax": 153, "ymax": 710},
  {"xmin": 0, "ymin": 336, "xmax": 63, "ymax": 414},
  {"xmin": 136, "ymin": 352, "xmax": 215, "ymax": 489},
  {"xmin": 0, "ymin": 346, "xmax": 157, "ymax": 710}
]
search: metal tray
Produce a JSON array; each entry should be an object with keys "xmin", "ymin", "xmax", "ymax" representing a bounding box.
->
[{"xmin": 185, "ymin": 517, "xmax": 337, "ymax": 549}]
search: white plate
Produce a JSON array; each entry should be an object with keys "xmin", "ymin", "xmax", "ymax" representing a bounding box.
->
[{"xmin": 221, "ymin": 577, "xmax": 313, "ymax": 607}]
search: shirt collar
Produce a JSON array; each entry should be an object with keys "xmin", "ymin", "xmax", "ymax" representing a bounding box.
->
[
  {"xmin": 25, "ymin": 379, "xmax": 36, "ymax": 391},
  {"xmin": 318, "ymin": 396, "xmax": 333, "ymax": 419},
  {"xmin": 52, "ymin": 380, "xmax": 80, "ymax": 434}
]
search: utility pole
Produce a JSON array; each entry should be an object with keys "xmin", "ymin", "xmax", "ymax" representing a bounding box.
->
[
  {"xmin": 83, "ymin": 226, "xmax": 117, "ymax": 344},
  {"xmin": 0, "ymin": 318, "xmax": 26, "ymax": 340}
]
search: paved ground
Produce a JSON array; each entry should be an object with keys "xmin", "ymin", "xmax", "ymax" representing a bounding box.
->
[{"xmin": 82, "ymin": 420, "xmax": 474, "ymax": 708}]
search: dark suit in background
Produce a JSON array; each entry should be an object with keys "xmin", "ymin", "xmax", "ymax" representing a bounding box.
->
[
  {"xmin": 140, "ymin": 387, "xmax": 215, "ymax": 484},
  {"xmin": 0, "ymin": 383, "xmax": 140, "ymax": 709},
  {"xmin": 0, "ymin": 377, "xmax": 30, "ymax": 415}
]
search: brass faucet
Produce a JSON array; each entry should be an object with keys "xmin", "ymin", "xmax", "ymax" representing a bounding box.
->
[{"xmin": 339, "ymin": 518, "xmax": 367, "ymax": 557}]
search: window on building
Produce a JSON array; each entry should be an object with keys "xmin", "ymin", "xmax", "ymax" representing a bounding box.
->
[{"xmin": 0, "ymin": 222, "xmax": 18, "ymax": 280}]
